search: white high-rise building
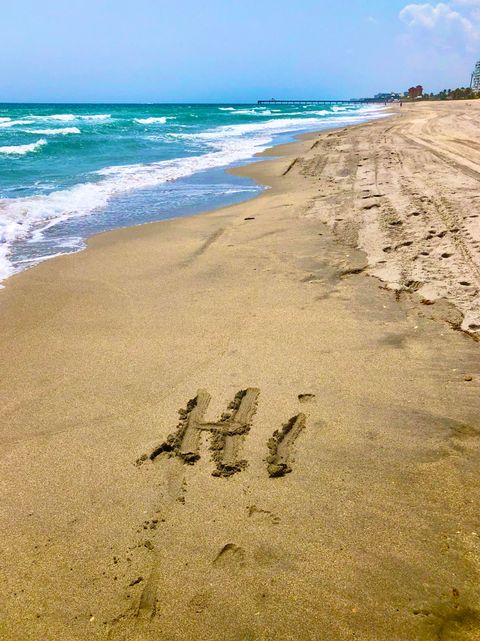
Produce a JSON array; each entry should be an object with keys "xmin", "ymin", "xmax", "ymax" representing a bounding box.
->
[{"xmin": 471, "ymin": 60, "xmax": 480, "ymax": 91}]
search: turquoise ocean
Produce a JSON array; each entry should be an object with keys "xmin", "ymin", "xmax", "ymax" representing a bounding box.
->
[{"xmin": 0, "ymin": 103, "xmax": 386, "ymax": 284}]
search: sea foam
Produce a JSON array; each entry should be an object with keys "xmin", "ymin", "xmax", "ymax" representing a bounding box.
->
[
  {"xmin": 37, "ymin": 114, "xmax": 76, "ymax": 122},
  {"xmin": 0, "ymin": 105, "xmax": 388, "ymax": 284},
  {"xmin": 0, "ymin": 139, "xmax": 47, "ymax": 155},
  {"xmin": 29, "ymin": 127, "xmax": 81, "ymax": 135},
  {"xmin": 0, "ymin": 119, "xmax": 35, "ymax": 128},
  {"xmin": 78, "ymin": 114, "xmax": 111, "ymax": 120},
  {"xmin": 30, "ymin": 114, "xmax": 110, "ymax": 122},
  {"xmin": 0, "ymin": 118, "xmax": 303, "ymax": 282},
  {"xmin": 134, "ymin": 117, "xmax": 168, "ymax": 124}
]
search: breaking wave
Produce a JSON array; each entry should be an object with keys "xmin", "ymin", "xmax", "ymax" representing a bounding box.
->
[
  {"xmin": 0, "ymin": 139, "xmax": 47, "ymax": 155},
  {"xmin": 0, "ymin": 104, "xmax": 388, "ymax": 284},
  {"xmin": 29, "ymin": 127, "xmax": 81, "ymax": 135},
  {"xmin": 134, "ymin": 117, "xmax": 168, "ymax": 125}
]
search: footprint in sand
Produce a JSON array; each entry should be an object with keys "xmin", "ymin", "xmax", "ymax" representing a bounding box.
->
[
  {"xmin": 298, "ymin": 393, "xmax": 316, "ymax": 403},
  {"xmin": 213, "ymin": 543, "xmax": 246, "ymax": 570},
  {"xmin": 188, "ymin": 591, "xmax": 213, "ymax": 614},
  {"xmin": 247, "ymin": 505, "xmax": 280, "ymax": 525}
]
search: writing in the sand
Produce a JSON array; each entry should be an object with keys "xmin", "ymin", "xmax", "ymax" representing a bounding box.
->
[{"xmin": 138, "ymin": 388, "xmax": 310, "ymax": 478}]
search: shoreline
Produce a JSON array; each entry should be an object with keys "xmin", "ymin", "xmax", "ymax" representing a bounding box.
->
[
  {"xmin": 0, "ymin": 105, "xmax": 389, "ymax": 290},
  {"xmin": 2, "ymin": 102, "xmax": 478, "ymax": 338},
  {"xmin": 1, "ymin": 101, "xmax": 479, "ymax": 641}
]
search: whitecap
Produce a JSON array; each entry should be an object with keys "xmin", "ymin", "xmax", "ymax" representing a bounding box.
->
[
  {"xmin": 78, "ymin": 114, "xmax": 111, "ymax": 121},
  {"xmin": 134, "ymin": 117, "xmax": 168, "ymax": 125},
  {"xmin": 0, "ymin": 106, "xmax": 389, "ymax": 284},
  {"xmin": 0, "ymin": 139, "xmax": 47, "ymax": 155},
  {"xmin": 29, "ymin": 113, "xmax": 110, "ymax": 122},
  {"xmin": 28, "ymin": 127, "xmax": 81, "ymax": 135},
  {"xmin": 35, "ymin": 114, "xmax": 76, "ymax": 122},
  {"xmin": 0, "ymin": 119, "xmax": 35, "ymax": 128},
  {"xmin": 230, "ymin": 108, "xmax": 273, "ymax": 116}
]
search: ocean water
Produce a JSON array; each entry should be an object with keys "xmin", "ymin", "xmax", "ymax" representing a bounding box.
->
[{"xmin": 0, "ymin": 103, "xmax": 387, "ymax": 284}]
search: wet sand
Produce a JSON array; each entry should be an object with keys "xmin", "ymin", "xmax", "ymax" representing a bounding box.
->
[{"xmin": 0, "ymin": 101, "xmax": 479, "ymax": 641}]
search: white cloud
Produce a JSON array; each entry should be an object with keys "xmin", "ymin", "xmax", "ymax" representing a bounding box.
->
[{"xmin": 399, "ymin": 2, "xmax": 479, "ymax": 52}]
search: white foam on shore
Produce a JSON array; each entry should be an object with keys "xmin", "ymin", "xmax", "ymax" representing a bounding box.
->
[
  {"xmin": 175, "ymin": 116, "xmax": 342, "ymax": 143},
  {"xmin": 29, "ymin": 127, "xmax": 81, "ymax": 135},
  {"xmin": 0, "ymin": 106, "xmax": 388, "ymax": 284},
  {"xmin": 0, "ymin": 139, "xmax": 47, "ymax": 155}
]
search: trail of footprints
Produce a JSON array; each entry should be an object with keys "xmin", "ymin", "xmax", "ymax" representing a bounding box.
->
[
  {"xmin": 138, "ymin": 388, "xmax": 309, "ymax": 478},
  {"xmin": 108, "ymin": 392, "xmax": 310, "ymax": 636}
]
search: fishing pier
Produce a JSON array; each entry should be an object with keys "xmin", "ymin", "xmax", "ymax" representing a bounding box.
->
[{"xmin": 257, "ymin": 99, "xmax": 384, "ymax": 105}]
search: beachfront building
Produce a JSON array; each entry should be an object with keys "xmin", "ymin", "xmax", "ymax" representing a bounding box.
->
[
  {"xmin": 408, "ymin": 85, "xmax": 423, "ymax": 99},
  {"xmin": 374, "ymin": 92, "xmax": 402, "ymax": 102},
  {"xmin": 471, "ymin": 60, "xmax": 480, "ymax": 91}
]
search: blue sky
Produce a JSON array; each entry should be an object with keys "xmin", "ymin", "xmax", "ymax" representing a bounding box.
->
[{"xmin": 1, "ymin": 0, "xmax": 478, "ymax": 102}]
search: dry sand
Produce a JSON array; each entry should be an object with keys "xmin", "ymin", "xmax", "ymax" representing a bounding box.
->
[{"xmin": 0, "ymin": 101, "xmax": 479, "ymax": 641}]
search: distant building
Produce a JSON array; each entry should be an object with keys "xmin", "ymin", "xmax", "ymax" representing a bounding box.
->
[
  {"xmin": 471, "ymin": 61, "xmax": 480, "ymax": 91},
  {"xmin": 408, "ymin": 85, "xmax": 423, "ymax": 99},
  {"xmin": 374, "ymin": 92, "xmax": 402, "ymax": 101}
]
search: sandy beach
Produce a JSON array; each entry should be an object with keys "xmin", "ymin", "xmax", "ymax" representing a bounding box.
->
[{"xmin": 1, "ymin": 101, "xmax": 480, "ymax": 641}]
